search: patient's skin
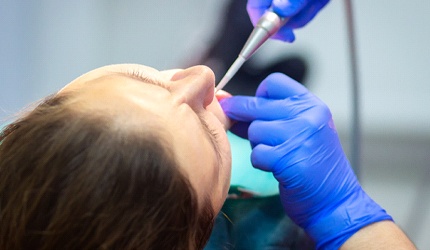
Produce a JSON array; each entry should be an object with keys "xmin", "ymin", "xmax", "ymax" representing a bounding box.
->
[{"xmin": 59, "ymin": 64, "xmax": 232, "ymax": 213}]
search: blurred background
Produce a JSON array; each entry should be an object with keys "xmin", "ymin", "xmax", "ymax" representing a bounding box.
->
[{"xmin": 1, "ymin": 0, "xmax": 429, "ymax": 248}]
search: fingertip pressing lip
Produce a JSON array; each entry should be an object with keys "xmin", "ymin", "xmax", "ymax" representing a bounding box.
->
[
  {"xmin": 215, "ymin": 90, "xmax": 232, "ymax": 102},
  {"xmin": 213, "ymin": 90, "xmax": 233, "ymax": 131}
]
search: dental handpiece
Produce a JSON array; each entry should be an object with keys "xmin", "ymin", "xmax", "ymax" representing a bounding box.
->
[{"xmin": 215, "ymin": 11, "xmax": 289, "ymax": 92}]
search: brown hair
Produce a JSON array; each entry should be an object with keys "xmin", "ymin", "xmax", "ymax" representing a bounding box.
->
[{"xmin": 0, "ymin": 93, "xmax": 214, "ymax": 249}]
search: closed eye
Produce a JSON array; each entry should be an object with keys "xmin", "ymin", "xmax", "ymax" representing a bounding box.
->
[{"xmin": 198, "ymin": 115, "xmax": 223, "ymax": 164}]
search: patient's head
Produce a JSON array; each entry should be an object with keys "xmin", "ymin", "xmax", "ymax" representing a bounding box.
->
[{"xmin": 0, "ymin": 64, "xmax": 232, "ymax": 249}]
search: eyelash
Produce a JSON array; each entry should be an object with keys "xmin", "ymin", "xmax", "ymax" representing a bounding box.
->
[
  {"xmin": 209, "ymin": 128, "xmax": 221, "ymax": 143},
  {"xmin": 208, "ymin": 126, "xmax": 223, "ymax": 161},
  {"xmin": 130, "ymin": 69, "xmax": 146, "ymax": 79},
  {"xmin": 200, "ymin": 117, "xmax": 221, "ymax": 144}
]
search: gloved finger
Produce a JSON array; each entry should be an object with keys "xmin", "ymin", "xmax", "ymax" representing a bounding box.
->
[
  {"xmin": 248, "ymin": 119, "xmax": 304, "ymax": 146},
  {"xmin": 246, "ymin": 0, "xmax": 273, "ymax": 26},
  {"xmin": 250, "ymin": 144, "xmax": 278, "ymax": 172},
  {"xmin": 271, "ymin": 27, "xmax": 296, "ymax": 42},
  {"xmin": 220, "ymin": 93, "xmax": 321, "ymax": 122},
  {"xmin": 283, "ymin": 0, "xmax": 330, "ymax": 29},
  {"xmin": 248, "ymin": 104, "xmax": 332, "ymax": 146},
  {"xmin": 250, "ymin": 142, "xmax": 300, "ymax": 172},
  {"xmin": 251, "ymin": 131, "xmax": 336, "ymax": 183},
  {"xmin": 229, "ymin": 121, "xmax": 251, "ymax": 139},
  {"xmin": 221, "ymin": 96, "xmax": 282, "ymax": 121},
  {"xmin": 256, "ymin": 73, "xmax": 308, "ymax": 99},
  {"xmin": 272, "ymin": 0, "xmax": 311, "ymax": 17},
  {"xmin": 247, "ymin": 0, "xmax": 273, "ymax": 12}
]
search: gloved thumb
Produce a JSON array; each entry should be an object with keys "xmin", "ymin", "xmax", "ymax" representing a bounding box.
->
[{"xmin": 272, "ymin": 0, "xmax": 309, "ymax": 17}]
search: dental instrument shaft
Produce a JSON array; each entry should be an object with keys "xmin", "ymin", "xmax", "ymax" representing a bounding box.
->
[
  {"xmin": 215, "ymin": 56, "xmax": 246, "ymax": 92},
  {"xmin": 215, "ymin": 11, "xmax": 288, "ymax": 92}
]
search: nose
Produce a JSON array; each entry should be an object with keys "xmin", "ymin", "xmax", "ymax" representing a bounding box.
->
[{"xmin": 170, "ymin": 65, "xmax": 216, "ymax": 109}]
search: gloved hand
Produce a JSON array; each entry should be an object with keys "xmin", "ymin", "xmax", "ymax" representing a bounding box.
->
[
  {"xmin": 220, "ymin": 73, "xmax": 393, "ymax": 249},
  {"xmin": 247, "ymin": 0, "xmax": 330, "ymax": 42}
]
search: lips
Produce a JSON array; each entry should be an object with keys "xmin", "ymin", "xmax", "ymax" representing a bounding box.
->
[
  {"xmin": 215, "ymin": 90, "xmax": 232, "ymax": 102},
  {"xmin": 212, "ymin": 90, "xmax": 233, "ymax": 130}
]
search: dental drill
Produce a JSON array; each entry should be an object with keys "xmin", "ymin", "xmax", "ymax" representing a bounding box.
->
[{"xmin": 215, "ymin": 11, "xmax": 289, "ymax": 92}]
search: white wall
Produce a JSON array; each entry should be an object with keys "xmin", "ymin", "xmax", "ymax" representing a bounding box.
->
[
  {"xmin": 2, "ymin": 0, "xmax": 429, "ymax": 134},
  {"xmin": 0, "ymin": 0, "xmax": 223, "ymax": 123},
  {"xmin": 260, "ymin": 0, "xmax": 430, "ymax": 136},
  {"xmin": 1, "ymin": 0, "xmax": 429, "ymax": 248}
]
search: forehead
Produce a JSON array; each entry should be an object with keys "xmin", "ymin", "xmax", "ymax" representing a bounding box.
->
[{"xmin": 56, "ymin": 73, "xmax": 184, "ymax": 148}]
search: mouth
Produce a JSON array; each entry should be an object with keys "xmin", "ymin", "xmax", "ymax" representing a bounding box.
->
[
  {"xmin": 215, "ymin": 90, "xmax": 232, "ymax": 102},
  {"xmin": 213, "ymin": 90, "xmax": 233, "ymax": 131}
]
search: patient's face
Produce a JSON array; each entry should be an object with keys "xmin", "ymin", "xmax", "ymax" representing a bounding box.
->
[{"xmin": 60, "ymin": 64, "xmax": 232, "ymax": 213}]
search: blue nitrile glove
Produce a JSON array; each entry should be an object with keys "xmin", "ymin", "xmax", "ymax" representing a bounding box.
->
[
  {"xmin": 247, "ymin": 0, "xmax": 330, "ymax": 42},
  {"xmin": 220, "ymin": 73, "xmax": 393, "ymax": 249}
]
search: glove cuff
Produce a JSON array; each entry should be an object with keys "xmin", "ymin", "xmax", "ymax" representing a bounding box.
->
[{"xmin": 305, "ymin": 189, "xmax": 393, "ymax": 250}]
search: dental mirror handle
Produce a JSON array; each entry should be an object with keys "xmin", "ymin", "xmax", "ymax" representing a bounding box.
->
[
  {"xmin": 215, "ymin": 11, "xmax": 289, "ymax": 92},
  {"xmin": 240, "ymin": 11, "xmax": 288, "ymax": 60}
]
